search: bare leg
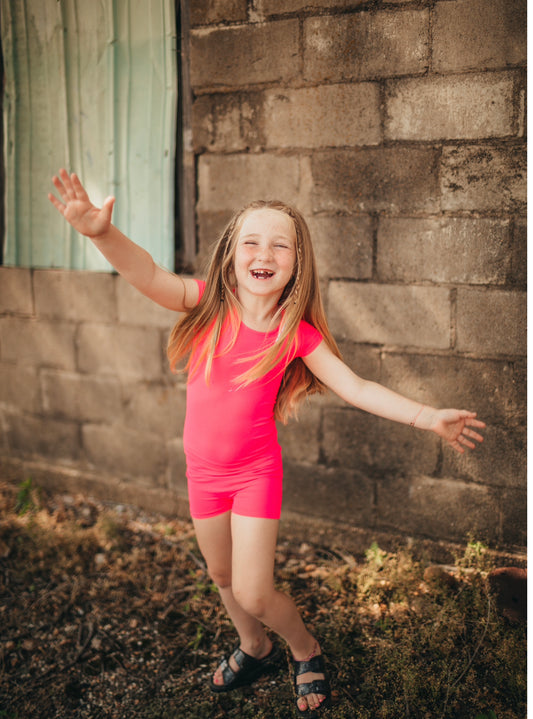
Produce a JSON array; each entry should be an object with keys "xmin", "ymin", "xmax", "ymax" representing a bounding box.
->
[
  {"xmin": 230, "ymin": 515, "xmax": 327, "ymax": 712},
  {"xmin": 192, "ymin": 512, "xmax": 272, "ymax": 682},
  {"xmin": 193, "ymin": 512, "xmax": 326, "ymax": 711}
]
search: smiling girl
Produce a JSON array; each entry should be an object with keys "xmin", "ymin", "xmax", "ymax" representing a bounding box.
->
[{"xmin": 49, "ymin": 170, "xmax": 485, "ymax": 717}]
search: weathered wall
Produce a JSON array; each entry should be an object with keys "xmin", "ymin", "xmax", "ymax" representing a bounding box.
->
[
  {"xmin": 0, "ymin": 269, "xmax": 190, "ymax": 517},
  {"xmin": 189, "ymin": 0, "xmax": 526, "ymax": 552},
  {"xmin": 0, "ymin": 0, "xmax": 526, "ymax": 556}
]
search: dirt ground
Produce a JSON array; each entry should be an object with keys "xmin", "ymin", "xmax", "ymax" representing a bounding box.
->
[{"xmin": 0, "ymin": 479, "xmax": 526, "ymax": 719}]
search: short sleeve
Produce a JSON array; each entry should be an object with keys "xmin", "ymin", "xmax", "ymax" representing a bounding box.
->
[
  {"xmin": 295, "ymin": 320, "xmax": 323, "ymax": 357},
  {"xmin": 195, "ymin": 279, "xmax": 206, "ymax": 304}
]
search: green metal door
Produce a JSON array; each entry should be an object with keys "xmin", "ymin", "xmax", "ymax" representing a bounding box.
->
[{"xmin": 2, "ymin": 0, "xmax": 177, "ymax": 271}]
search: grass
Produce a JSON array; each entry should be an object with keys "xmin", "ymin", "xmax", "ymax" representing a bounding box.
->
[{"xmin": 0, "ymin": 480, "xmax": 526, "ymax": 718}]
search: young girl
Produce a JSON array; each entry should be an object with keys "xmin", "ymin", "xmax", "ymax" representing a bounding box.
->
[{"xmin": 49, "ymin": 169, "xmax": 484, "ymax": 717}]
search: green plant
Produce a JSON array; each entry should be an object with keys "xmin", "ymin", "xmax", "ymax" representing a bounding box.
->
[{"xmin": 15, "ymin": 477, "xmax": 39, "ymax": 516}]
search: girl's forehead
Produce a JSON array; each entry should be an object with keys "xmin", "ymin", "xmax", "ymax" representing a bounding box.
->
[{"xmin": 239, "ymin": 208, "xmax": 296, "ymax": 239}]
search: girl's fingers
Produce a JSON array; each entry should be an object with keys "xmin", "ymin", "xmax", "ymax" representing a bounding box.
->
[
  {"xmin": 464, "ymin": 428, "xmax": 484, "ymax": 443},
  {"xmin": 458, "ymin": 435, "xmax": 476, "ymax": 449},
  {"xmin": 48, "ymin": 192, "xmax": 65, "ymax": 214},
  {"xmin": 58, "ymin": 168, "xmax": 76, "ymax": 199},
  {"xmin": 70, "ymin": 172, "xmax": 89, "ymax": 201},
  {"xmin": 51, "ymin": 174, "xmax": 68, "ymax": 200}
]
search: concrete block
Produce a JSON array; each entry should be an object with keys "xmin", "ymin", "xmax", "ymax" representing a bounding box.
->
[
  {"xmin": 82, "ymin": 423, "xmax": 168, "ymax": 479},
  {"xmin": 385, "ymin": 73, "xmax": 517, "ymax": 141},
  {"xmin": 197, "ymin": 154, "xmax": 304, "ymax": 212},
  {"xmin": 121, "ymin": 381, "xmax": 186, "ymax": 440},
  {"xmin": 196, "ymin": 210, "xmax": 234, "ymax": 273},
  {"xmin": 380, "ymin": 354, "xmax": 521, "ymax": 425},
  {"xmin": 322, "ymin": 408, "xmax": 440, "ymax": 475},
  {"xmin": 0, "ymin": 363, "xmax": 41, "ymax": 413},
  {"xmin": 377, "ymin": 217, "xmax": 511, "ymax": 285},
  {"xmin": 433, "ymin": 0, "xmax": 527, "ymax": 73},
  {"xmin": 307, "ymin": 214, "xmax": 373, "ymax": 281},
  {"xmin": 33, "ymin": 270, "xmax": 116, "ymax": 322},
  {"xmin": 190, "ymin": 20, "xmax": 299, "ymax": 89},
  {"xmin": 116, "ymin": 278, "xmax": 179, "ymax": 329},
  {"xmin": 509, "ymin": 359, "xmax": 526, "ymax": 422},
  {"xmin": 41, "ymin": 370, "xmax": 122, "ymax": 422},
  {"xmin": 77, "ymin": 323, "xmax": 164, "ymax": 380},
  {"xmin": 441, "ymin": 144, "xmax": 526, "ymax": 213},
  {"xmin": 257, "ymin": 0, "xmax": 367, "ymax": 14},
  {"xmin": 4, "ymin": 410, "xmax": 81, "ymax": 461},
  {"xmin": 283, "ymin": 461, "xmax": 375, "ymax": 526},
  {"xmin": 167, "ymin": 437, "xmax": 188, "ymax": 494},
  {"xmin": 277, "ymin": 402, "xmax": 321, "ymax": 464},
  {"xmin": 190, "ymin": 0, "xmax": 247, "ymax": 25},
  {"xmin": 456, "ymin": 289, "xmax": 526, "ymax": 356},
  {"xmin": 192, "ymin": 94, "xmax": 249, "ymax": 154},
  {"xmin": 312, "ymin": 147, "xmax": 440, "ymax": 214},
  {"xmin": 263, "ymin": 84, "xmax": 382, "ymax": 149},
  {"xmin": 377, "ymin": 475, "xmax": 500, "ymax": 543},
  {"xmin": 304, "ymin": 10, "xmax": 429, "ymax": 82},
  {"xmin": 0, "ymin": 317, "xmax": 77, "ymax": 369},
  {"xmin": 338, "ymin": 342, "xmax": 382, "ymax": 383},
  {"xmin": 500, "ymin": 488, "xmax": 527, "ymax": 546},
  {"xmin": 509, "ymin": 217, "xmax": 527, "ymax": 288},
  {"xmin": 0, "ymin": 267, "xmax": 33, "ymax": 315},
  {"xmin": 443, "ymin": 424, "xmax": 525, "ymax": 490},
  {"xmin": 328, "ymin": 282, "xmax": 451, "ymax": 349}
]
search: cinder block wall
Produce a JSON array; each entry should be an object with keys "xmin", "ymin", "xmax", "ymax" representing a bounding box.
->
[
  {"xmin": 0, "ymin": 0, "xmax": 526, "ymax": 555},
  {"xmin": 0, "ymin": 269, "xmax": 190, "ymax": 517},
  {"xmin": 189, "ymin": 0, "xmax": 526, "ymax": 551}
]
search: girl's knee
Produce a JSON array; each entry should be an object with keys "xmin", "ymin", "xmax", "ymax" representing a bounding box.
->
[
  {"xmin": 207, "ymin": 566, "xmax": 232, "ymax": 590},
  {"xmin": 233, "ymin": 583, "xmax": 273, "ymax": 619}
]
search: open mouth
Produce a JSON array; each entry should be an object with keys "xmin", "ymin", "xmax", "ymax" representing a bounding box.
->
[{"xmin": 251, "ymin": 270, "xmax": 274, "ymax": 279}]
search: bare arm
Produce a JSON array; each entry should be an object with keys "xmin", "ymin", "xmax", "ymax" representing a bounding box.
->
[
  {"xmin": 48, "ymin": 169, "xmax": 198, "ymax": 312},
  {"xmin": 304, "ymin": 341, "xmax": 485, "ymax": 454}
]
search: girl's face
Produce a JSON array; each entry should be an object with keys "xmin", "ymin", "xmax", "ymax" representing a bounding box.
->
[{"xmin": 233, "ymin": 208, "xmax": 297, "ymax": 303}]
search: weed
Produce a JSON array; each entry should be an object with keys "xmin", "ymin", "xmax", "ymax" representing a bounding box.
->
[
  {"xmin": 353, "ymin": 543, "xmax": 526, "ymax": 719},
  {"xmin": 15, "ymin": 477, "xmax": 39, "ymax": 516}
]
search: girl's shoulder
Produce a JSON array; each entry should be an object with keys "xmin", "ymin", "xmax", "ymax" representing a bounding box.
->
[{"xmin": 294, "ymin": 318, "xmax": 323, "ymax": 357}]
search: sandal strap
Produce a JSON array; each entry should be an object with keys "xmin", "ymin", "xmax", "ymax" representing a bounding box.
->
[
  {"xmin": 293, "ymin": 653, "xmax": 326, "ymax": 676},
  {"xmin": 296, "ymin": 678, "xmax": 329, "ymax": 698},
  {"xmin": 217, "ymin": 644, "xmax": 278, "ymax": 688}
]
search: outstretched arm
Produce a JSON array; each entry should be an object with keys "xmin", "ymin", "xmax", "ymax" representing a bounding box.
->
[
  {"xmin": 48, "ymin": 169, "xmax": 199, "ymax": 312},
  {"xmin": 303, "ymin": 342, "xmax": 485, "ymax": 454}
]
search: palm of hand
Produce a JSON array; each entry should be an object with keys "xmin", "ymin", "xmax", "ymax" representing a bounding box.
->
[
  {"xmin": 49, "ymin": 169, "xmax": 114, "ymax": 239},
  {"xmin": 432, "ymin": 409, "xmax": 485, "ymax": 453},
  {"xmin": 63, "ymin": 199, "xmax": 107, "ymax": 237}
]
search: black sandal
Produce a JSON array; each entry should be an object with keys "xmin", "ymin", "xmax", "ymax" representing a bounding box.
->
[
  {"xmin": 293, "ymin": 653, "xmax": 331, "ymax": 717},
  {"xmin": 210, "ymin": 641, "xmax": 282, "ymax": 693}
]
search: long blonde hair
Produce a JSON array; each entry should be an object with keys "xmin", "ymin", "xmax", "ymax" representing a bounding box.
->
[{"xmin": 167, "ymin": 200, "xmax": 341, "ymax": 423}]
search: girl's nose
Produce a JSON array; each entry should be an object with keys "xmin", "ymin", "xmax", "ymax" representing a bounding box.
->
[{"xmin": 257, "ymin": 243, "xmax": 274, "ymax": 261}]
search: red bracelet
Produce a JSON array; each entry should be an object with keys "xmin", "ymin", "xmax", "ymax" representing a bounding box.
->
[{"xmin": 410, "ymin": 405, "xmax": 425, "ymax": 428}]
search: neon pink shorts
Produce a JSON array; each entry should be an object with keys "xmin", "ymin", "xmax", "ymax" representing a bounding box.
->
[{"xmin": 186, "ymin": 452, "xmax": 283, "ymax": 520}]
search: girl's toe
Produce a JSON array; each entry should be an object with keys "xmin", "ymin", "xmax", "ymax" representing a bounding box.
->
[{"xmin": 297, "ymin": 696, "xmax": 309, "ymax": 712}]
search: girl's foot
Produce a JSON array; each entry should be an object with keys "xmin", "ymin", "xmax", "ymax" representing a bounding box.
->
[
  {"xmin": 211, "ymin": 636, "xmax": 279, "ymax": 692},
  {"xmin": 293, "ymin": 642, "xmax": 330, "ymax": 716}
]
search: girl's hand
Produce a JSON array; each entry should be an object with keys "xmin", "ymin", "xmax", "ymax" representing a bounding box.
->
[
  {"xmin": 48, "ymin": 169, "xmax": 115, "ymax": 239},
  {"xmin": 428, "ymin": 409, "xmax": 485, "ymax": 453}
]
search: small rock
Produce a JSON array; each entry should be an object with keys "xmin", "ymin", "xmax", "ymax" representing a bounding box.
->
[
  {"xmin": 488, "ymin": 567, "xmax": 526, "ymax": 623},
  {"xmin": 423, "ymin": 565, "xmax": 458, "ymax": 590}
]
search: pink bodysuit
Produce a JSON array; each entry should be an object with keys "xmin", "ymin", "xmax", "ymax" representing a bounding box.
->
[{"xmin": 183, "ymin": 280, "xmax": 323, "ymax": 520}]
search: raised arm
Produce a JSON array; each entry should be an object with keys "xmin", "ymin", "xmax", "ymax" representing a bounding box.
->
[
  {"xmin": 48, "ymin": 169, "xmax": 199, "ymax": 312},
  {"xmin": 304, "ymin": 342, "xmax": 485, "ymax": 454}
]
